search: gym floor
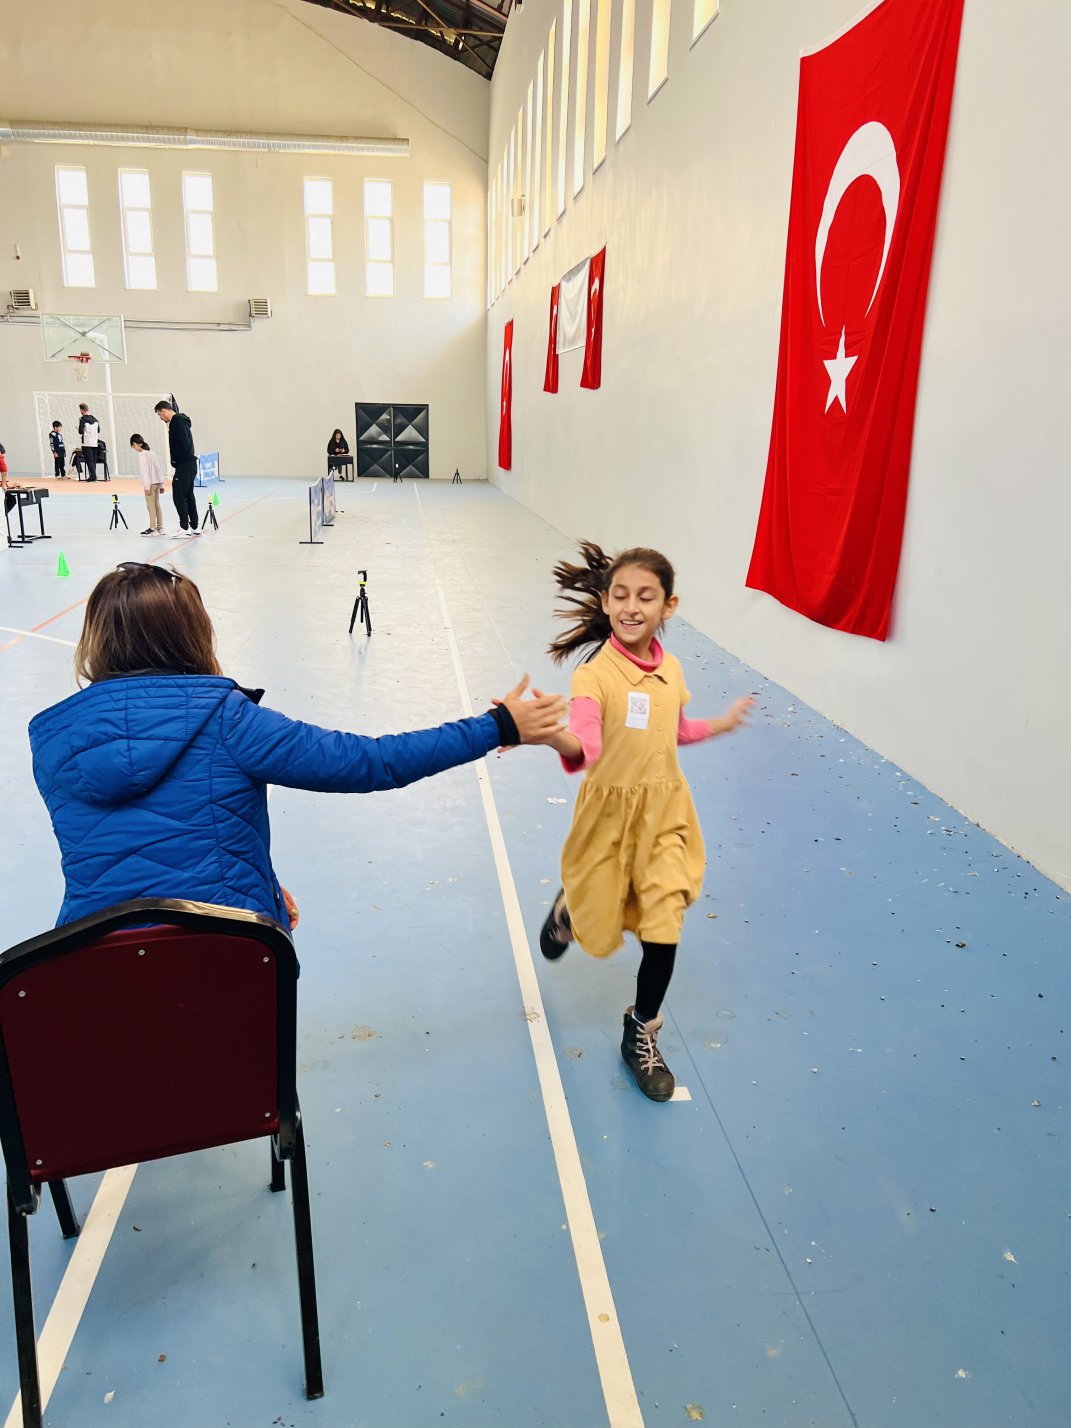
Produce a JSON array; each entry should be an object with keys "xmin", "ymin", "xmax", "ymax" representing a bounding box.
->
[{"xmin": 1, "ymin": 479, "xmax": 1068, "ymax": 1428}]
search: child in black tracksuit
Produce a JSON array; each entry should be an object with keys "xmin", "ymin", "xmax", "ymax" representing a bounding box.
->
[{"xmin": 49, "ymin": 422, "xmax": 67, "ymax": 478}]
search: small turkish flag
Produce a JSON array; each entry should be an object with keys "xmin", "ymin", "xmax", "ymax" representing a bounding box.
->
[
  {"xmin": 746, "ymin": 0, "xmax": 964, "ymax": 640},
  {"xmin": 580, "ymin": 247, "xmax": 605, "ymax": 390},
  {"xmin": 543, "ymin": 285, "xmax": 560, "ymax": 394},
  {"xmin": 498, "ymin": 319, "xmax": 513, "ymax": 470}
]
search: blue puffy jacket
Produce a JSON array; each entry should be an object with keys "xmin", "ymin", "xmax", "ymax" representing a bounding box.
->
[{"xmin": 30, "ymin": 674, "xmax": 505, "ymax": 928}]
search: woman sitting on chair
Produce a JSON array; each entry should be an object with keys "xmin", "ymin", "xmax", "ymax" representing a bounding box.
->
[
  {"xmin": 29, "ymin": 563, "xmax": 565, "ymax": 931},
  {"xmin": 327, "ymin": 429, "xmax": 350, "ymax": 475}
]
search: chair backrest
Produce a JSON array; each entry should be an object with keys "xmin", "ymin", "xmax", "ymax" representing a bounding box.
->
[{"xmin": 0, "ymin": 901, "xmax": 298, "ymax": 1211}]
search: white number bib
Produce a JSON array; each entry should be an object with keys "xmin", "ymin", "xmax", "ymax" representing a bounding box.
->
[{"xmin": 625, "ymin": 692, "xmax": 650, "ymax": 730}]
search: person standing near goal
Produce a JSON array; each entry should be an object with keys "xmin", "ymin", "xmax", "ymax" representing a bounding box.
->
[
  {"xmin": 77, "ymin": 403, "xmax": 101, "ymax": 482},
  {"xmin": 154, "ymin": 398, "xmax": 199, "ymax": 537},
  {"xmin": 49, "ymin": 421, "xmax": 68, "ymax": 479}
]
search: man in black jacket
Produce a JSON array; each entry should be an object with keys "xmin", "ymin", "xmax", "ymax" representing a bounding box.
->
[{"xmin": 154, "ymin": 399, "xmax": 199, "ymax": 535}]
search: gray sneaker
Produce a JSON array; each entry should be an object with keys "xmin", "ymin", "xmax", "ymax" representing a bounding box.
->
[{"xmin": 620, "ymin": 1008, "xmax": 675, "ymax": 1101}]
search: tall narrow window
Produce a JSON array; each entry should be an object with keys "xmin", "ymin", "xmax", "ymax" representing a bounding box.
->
[
  {"xmin": 364, "ymin": 180, "xmax": 394, "ymax": 297},
  {"xmin": 544, "ymin": 22, "xmax": 556, "ymax": 236},
  {"xmin": 593, "ymin": 0, "xmax": 612, "ymax": 169},
  {"xmin": 557, "ymin": 0, "xmax": 572, "ymax": 218},
  {"xmin": 424, "ymin": 182, "xmax": 452, "ymax": 299},
  {"xmin": 649, "ymin": 0, "xmax": 671, "ymax": 98},
  {"xmin": 182, "ymin": 172, "xmax": 217, "ymax": 293},
  {"xmin": 616, "ymin": 0, "xmax": 636, "ymax": 139},
  {"xmin": 533, "ymin": 51, "xmax": 544, "ymax": 248},
  {"xmin": 55, "ymin": 166, "xmax": 95, "ymax": 288},
  {"xmin": 304, "ymin": 178, "xmax": 335, "ymax": 295},
  {"xmin": 499, "ymin": 159, "xmax": 508, "ymax": 295},
  {"xmin": 491, "ymin": 177, "xmax": 499, "ymax": 305},
  {"xmin": 693, "ymin": 0, "xmax": 719, "ymax": 42},
  {"xmin": 524, "ymin": 83, "xmax": 534, "ymax": 261},
  {"xmin": 573, "ymin": 0, "xmax": 590, "ymax": 196},
  {"xmin": 515, "ymin": 109, "xmax": 524, "ymax": 275},
  {"xmin": 119, "ymin": 170, "xmax": 156, "ymax": 290},
  {"xmin": 506, "ymin": 130, "xmax": 516, "ymax": 281}
]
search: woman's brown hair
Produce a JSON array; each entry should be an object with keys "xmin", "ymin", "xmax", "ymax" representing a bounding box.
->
[
  {"xmin": 75, "ymin": 564, "xmax": 222, "ymax": 684},
  {"xmin": 548, "ymin": 541, "xmax": 676, "ymax": 664}
]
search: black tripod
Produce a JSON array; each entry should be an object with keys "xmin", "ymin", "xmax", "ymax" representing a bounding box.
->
[
  {"xmin": 348, "ymin": 568, "xmax": 372, "ymax": 636},
  {"xmin": 452, "ymin": 468, "xmax": 463, "ymax": 485},
  {"xmin": 108, "ymin": 493, "xmax": 128, "ymax": 531},
  {"xmin": 201, "ymin": 502, "xmax": 219, "ymax": 532}
]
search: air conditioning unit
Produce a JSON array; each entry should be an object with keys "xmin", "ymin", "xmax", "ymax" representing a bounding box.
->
[
  {"xmin": 9, "ymin": 288, "xmax": 37, "ymax": 312},
  {"xmin": 248, "ymin": 297, "xmax": 272, "ymax": 319}
]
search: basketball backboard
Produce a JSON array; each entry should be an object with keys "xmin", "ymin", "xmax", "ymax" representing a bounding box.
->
[{"xmin": 41, "ymin": 313, "xmax": 126, "ymax": 364}]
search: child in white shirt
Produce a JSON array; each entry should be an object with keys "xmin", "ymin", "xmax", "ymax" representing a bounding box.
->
[{"xmin": 130, "ymin": 434, "xmax": 166, "ymax": 535}]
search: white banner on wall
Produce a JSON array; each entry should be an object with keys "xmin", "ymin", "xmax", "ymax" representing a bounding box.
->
[{"xmin": 555, "ymin": 257, "xmax": 591, "ymax": 353}]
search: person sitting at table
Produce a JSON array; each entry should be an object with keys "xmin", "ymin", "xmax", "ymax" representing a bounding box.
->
[{"xmin": 327, "ymin": 429, "xmax": 350, "ymax": 474}]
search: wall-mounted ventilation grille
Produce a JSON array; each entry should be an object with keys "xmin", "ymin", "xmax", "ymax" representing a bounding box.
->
[
  {"xmin": 8, "ymin": 288, "xmax": 37, "ymax": 311},
  {"xmin": 248, "ymin": 298, "xmax": 272, "ymax": 319}
]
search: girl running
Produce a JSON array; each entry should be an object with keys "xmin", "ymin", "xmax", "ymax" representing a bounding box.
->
[{"xmin": 539, "ymin": 542, "xmax": 754, "ymax": 1101}]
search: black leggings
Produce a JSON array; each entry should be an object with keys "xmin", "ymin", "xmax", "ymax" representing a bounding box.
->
[{"xmin": 635, "ymin": 941, "xmax": 677, "ymax": 1023}]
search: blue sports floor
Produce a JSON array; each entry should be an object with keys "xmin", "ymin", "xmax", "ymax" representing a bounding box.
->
[{"xmin": 1, "ymin": 478, "xmax": 1068, "ymax": 1428}]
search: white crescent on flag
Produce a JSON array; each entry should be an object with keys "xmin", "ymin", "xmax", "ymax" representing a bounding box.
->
[{"xmin": 815, "ymin": 121, "xmax": 900, "ymax": 326}]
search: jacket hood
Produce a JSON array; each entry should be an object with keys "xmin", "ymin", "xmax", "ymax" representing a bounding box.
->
[{"xmin": 30, "ymin": 675, "xmax": 234, "ymax": 808}]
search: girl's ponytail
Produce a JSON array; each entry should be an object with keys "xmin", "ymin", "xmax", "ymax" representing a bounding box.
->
[{"xmin": 548, "ymin": 539, "xmax": 614, "ymax": 664}]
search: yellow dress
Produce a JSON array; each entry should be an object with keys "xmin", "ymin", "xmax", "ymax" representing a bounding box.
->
[{"xmin": 561, "ymin": 641, "xmax": 706, "ymax": 957}]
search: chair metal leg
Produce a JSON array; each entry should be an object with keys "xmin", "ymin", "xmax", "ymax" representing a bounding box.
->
[
  {"xmin": 47, "ymin": 1180, "xmax": 81, "ymax": 1240},
  {"xmin": 7, "ymin": 1186, "xmax": 43, "ymax": 1428},
  {"xmin": 289, "ymin": 1118, "xmax": 324, "ymax": 1399},
  {"xmin": 269, "ymin": 1139, "xmax": 286, "ymax": 1193}
]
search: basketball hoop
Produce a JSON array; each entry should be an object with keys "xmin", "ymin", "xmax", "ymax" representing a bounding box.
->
[{"xmin": 67, "ymin": 353, "xmax": 92, "ymax": 384}]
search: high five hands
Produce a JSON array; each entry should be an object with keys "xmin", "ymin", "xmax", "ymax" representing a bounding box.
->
[{"xmin": 494, "ymin": 675, "xmax": 567, "ymax": 746}]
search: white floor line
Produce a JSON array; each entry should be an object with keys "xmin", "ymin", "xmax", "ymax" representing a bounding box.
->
[
  {"xmin": 3, "ymin": 1164, "xmax": 138, "ymax": 1428},
  {"xmin": 0, "ymin": 627, "xmax": 76, "ymax": 647},
  {"xmin": 413, "ymin": 485, "xmax": 644, "ymax": 1428}
]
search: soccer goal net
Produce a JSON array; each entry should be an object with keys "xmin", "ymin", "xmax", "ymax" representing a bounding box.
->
[{"xmin": 34, "ymin": 391, "xmax": 172, "ymax": 480}]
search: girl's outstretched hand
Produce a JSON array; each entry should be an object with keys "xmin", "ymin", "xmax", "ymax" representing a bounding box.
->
[
  {"xmin": 711, "ymin": 696, "xmax": 756, "ymax": 736},
  {"xmin": 497, "ymin": 675, "xmax": 567, "ymax": 745}
]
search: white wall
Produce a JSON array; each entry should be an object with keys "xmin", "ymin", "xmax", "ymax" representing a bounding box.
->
[
  {"xmin": 487, "ymin": 0, "xmax": 1071, "ymax": 889},
  {"xmin": 0, "ymin": 0, "xmax": 489, "ymax": 479}
]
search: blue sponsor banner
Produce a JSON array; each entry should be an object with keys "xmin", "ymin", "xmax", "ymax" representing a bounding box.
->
[
  {"xmin": 300, "ymin": 477, "xmax": 325, "ymax": 544},
  {"xmin": 323, "ymin": 473, "xmax": 336, "ymax": 525},
  {"xmin": 195, "ymin": 452, "xmax": 220, "ymax": 487}
]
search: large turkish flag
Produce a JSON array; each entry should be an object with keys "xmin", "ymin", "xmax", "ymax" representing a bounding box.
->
[
  {"xmin": 746, "ymin": 0, "xmax": 964, "ymax": 640},
  {"xmin": 498, "ymin": 319, "xmax": 513, "ymax": 470}
]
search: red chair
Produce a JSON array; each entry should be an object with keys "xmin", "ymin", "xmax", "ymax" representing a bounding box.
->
[{"xmin": 0, "ymin": 899, "xmax": 324, "ymax": 1427}]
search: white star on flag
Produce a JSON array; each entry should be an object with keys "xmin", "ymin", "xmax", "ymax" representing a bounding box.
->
[{"xmin": 823, "ymin": 327, "xmax": 857, "ymax": 414}]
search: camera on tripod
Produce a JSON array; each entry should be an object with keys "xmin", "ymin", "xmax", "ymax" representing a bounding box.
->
[
  {"xmin": 348, "ymin": 569, "xmax": 372, "ymax": 636},
  {"xmin": 108, "ymin": 492, "xmax": 128, "ymax": 531}
]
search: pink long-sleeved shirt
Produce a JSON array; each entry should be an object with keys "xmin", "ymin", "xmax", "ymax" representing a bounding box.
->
[{"xmin": 561, "ymin": 635, "xmax": 712, "ymax": 773}]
